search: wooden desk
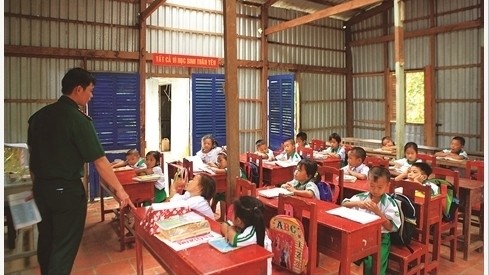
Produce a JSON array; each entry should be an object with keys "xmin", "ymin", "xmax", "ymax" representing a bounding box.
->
[
  {"xmin": 166, "ymin": 161, "xmax": 227, "ymax": 192},
  {"xmin": 258, "ymin": 195, "xmax": 383, "ymax": 275},
  {"xmin": 239, "ymin": 154, "xmax": 295, "ymax": 186},
  {"xmin": 312, "ymin": 156, "xmax": 342, "ymax": 168},
  {"xmin": 132, "ymin": 207, "xmax": 272, "ymax": 275},
  {"xmin": 457, "ymin": 177, "xmax": 484, "ymax": 260},
  {"xmin": 99, "ymin": 178, "xmax": 155, "ymax": 251},
  {"xmin": 435, "ymin": 157, "xmax": 467, "ymax": 169},
  {"xmin": 342, "ymin": 180, "xmax": 443, "ymax": 272}
]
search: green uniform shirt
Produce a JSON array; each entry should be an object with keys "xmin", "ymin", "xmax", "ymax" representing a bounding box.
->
[{"xmin": 28, "ymin": 95, "xmax": 105, "ymax": 181}]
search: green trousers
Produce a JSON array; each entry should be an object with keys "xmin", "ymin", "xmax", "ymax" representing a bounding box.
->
[
  {"xmin": 33, "ymin": 179, "xmax": 87, "ymax": 275},
  {"xmin": 363, "ymin": 233, "xmax": 391, "ymax": 275}
]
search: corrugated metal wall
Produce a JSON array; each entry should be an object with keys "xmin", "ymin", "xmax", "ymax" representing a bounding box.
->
[
  {"xmin": 4, "ymin": 0, "xmax": 347, "ymax": 154},
  {"xmin": 350, "ymin": 0, "xmax": 483, "ymax": 152},
  {"xmin": 5, "ymin": 0, "xmax": 482, "ymax": 154}
]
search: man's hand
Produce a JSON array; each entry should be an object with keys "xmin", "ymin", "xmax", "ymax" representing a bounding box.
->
[{"xmin": 116, "ymin": 189, "xmax": 136, "ymax": 210}]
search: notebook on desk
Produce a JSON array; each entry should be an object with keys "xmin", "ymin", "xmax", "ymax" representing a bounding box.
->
[
  {"xmin": 258, "ymin": 187, "xmax": 294, "ymax": 198},
  {"xmin": 326, "ymin": 206, "xmax": 380, "ymax": 224}
]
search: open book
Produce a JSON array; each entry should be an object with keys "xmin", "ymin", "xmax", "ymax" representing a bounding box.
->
[
  {"xmin": 436, "ymin": 156, "xmax": 464, "ymax": 162},
  {"xmin": 133, "ymin": 174, "xmax": 161, "ymax": 182},
  {"xmin": 258, "ymin": 187, "xmax": 294, "ymax": 198},
  {"xmin": 326, "ymin": 206, "xmax": 380, "ymax": 224},
  {"xmin": 184, "ymin": 156, "xmax": 216, "ymax": 174},
  {"xmin": 208, "ymin": 237, "xmax": 242, "ymax": 253},
  {"xmin": 275, "ymin": 160, "xmax": 298, "ymax": 167}
]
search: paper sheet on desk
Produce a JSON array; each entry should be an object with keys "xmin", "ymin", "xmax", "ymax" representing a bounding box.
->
[
  {"xmin": 184, "ymin": 156, "xmax": 216, "ymax": 174},
  {"xmin": 326, "ymin": 206, "xmax": 380, "ymax": 224},
  {"xmin": 155, "ymin": 231, "xmax": 221, "ymax": 251},
  {"xmin": 275, "ymin": 160, "xmax": 298, "ymax": 167},
  {"xmin": 8, "ymin": 191, "xmax": 42, "ymax": 230}
]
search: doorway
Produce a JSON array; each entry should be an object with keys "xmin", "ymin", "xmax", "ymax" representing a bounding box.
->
[{"xmin": 160, "ymin": 84, "xmax": 171, "ymax": 151}]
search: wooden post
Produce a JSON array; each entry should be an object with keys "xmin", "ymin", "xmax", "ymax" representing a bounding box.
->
[
  {"xmin": 394, "ymin": 0, "xmax": 405, "ymax": 158},
  {"xmin": 223, "ymin": 0, "xmax": 239, "ymax": 205},
  {"xmin": 260, "ymin": 5, "xmax": 269, "ymax": 140},
  {"xmin": 139, "ymin": 0, "xmax": 147, "ymax": 153},
  {"xmin": 345, "ymin": 24, "xmax": 353, "ymax": 136}
]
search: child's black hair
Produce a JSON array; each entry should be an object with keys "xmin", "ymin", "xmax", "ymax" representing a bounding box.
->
[
  {"xmin": 403, "ymin": 142, "xmax": 418, "ymax": 153},
  {"xmin": 452, "ymin": 136, "xmax": 465, "ymax": 146},
  {"xmin": 126, "ymin": 148, "xmax": 140, "ymax": 157},
  {"xmin": 349, "ymin": 146, "xmax": 367, "ymax": 162},
  {"xmin": 201, "ymin": 134, "xmax": 219, "ymax": 148},
  {"xmin": 368, "ymin": 166, "xmax": 391, "ymax": 182},
  {"xmin": 410, "ymin": 162, "xmax": 432, "ymax": 177},
  {"xmin": 198, "ymin": 174, "xmax": 217, "ymax": 201},
  {"xmin": 328, "ymin": 132, "xmax": 342, "ymax": 144},
  {"xmin": 255, "ymin": 139, "xmax": 267, "ymax": 147},
  {"xmin": 296, "ymin": 132, "xmax": 307, "ymax": 142},
  {"xmin": 381, "ymin": 136, "xmax": 395, "ymax": 146},
  {"xmin": 233, "ymin": 196, "xmax": 266, "ymax": 247},
  {"xmin": 145, "ymin": 150, "xmax": 161, "ymax": 166},
  {"xmin": 297, "ymin": 158, "xmax": 321, "ymax": 184}
]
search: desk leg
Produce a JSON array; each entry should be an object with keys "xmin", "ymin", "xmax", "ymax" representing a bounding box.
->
[
  {"xmin": 462, "ymin": 191, "xmax": 472, "ymax": 261},
  {"xmin": 120, "ymin": 205, "xmax": 126, "ymax": 251},
  {"xmin": 100, "ymin": 184, "xmax": 105, "ymax": 222},
  {"xmin": 135, "ymin": 230, "xmax": 143, "ymax": 275},
  {"xmin": 371, "ymin": 251, "xmax": 380, "ymax": 275},
  {"xmin": 431, "ymin": 222, "xmax": 440, "ymax": 272}
]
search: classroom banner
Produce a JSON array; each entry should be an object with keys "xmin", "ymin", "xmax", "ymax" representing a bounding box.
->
[{"xmin": 152, "ymin": 53, "xmax": 219, "ymax": 68}]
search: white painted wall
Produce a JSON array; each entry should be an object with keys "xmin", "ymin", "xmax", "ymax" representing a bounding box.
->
[{"xmin": 145, "ymin": 77, "xmax": 191, "ymax": 161}]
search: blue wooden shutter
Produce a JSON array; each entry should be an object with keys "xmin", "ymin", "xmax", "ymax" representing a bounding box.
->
[
  {"xmin": 191, "ymin": 74, "xmax": 226, "ymax": 154},
  {"xmin": 87, "ymin": 72, "xmax": 140, "ymax": 200},
  {"xmin": 268, "ymin": 74, "xmax": 295, "ymax": 150}
]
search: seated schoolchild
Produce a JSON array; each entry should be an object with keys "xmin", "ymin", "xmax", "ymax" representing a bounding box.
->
[
  {"xmin": 195, "ymin": 134, "xmax": 223, "ymax": 164},
  {"xmin": 434, "ymin": 136, "xmax": 468, "ymax": 160},
  {"xmin": 280, "ymin": 159, "xmax": 321, "ymax": 199},
  {"xmin": 341, "ymin": 147, "xmax": 369, "ymax": 180},
  {"xmin": 135, "ymin": 151, "xmax": 167, "ymax": 203},
  {"xmin": 220, "ymin": 196, "xmax": 272, "ymax": 273},
  {"xmin": 406, "ymin": 162, "xmax": 440, "ymax": 196},
  {"xmin": 111, "ymin": 148, "xmax": 146, "ymax": 169},
  {"xmin": 275, "ymin": 138, "xmax": 302, "ymax": 162},
  {"xmin": 169, "ymin": 174, "xmax": 216, "ymax": 220},
  {"xmin": 342, "ymin": 167, "xmax": 401, "ymax": 275},
  {"xmin": 254, "ymin": 139, "xmax": 275, "ymax": 161},
  {"xmin": 381, "ymin": 136, "xmax": 396, "ymax": 151},
  {"xmin": 295, "ymin": 132, "xmax": 310, "ymax": 149},
  {"xmin": 393, "ymin": 142, "xmax": 422, "ymax": 181},
  {"xmin": 323, "ymin": 132, "xmax": 347, "ymax": 167}
]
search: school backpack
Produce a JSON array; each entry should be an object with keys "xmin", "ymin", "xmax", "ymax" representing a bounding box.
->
[
  {"xmin": 317, "ymin": 181, "xmax": 333, "ymax": 202},
  {"xmin": 389, "ymin": 193, "xmax": 417, "ymax": 251},
  {"xmin": 246, "ymin": 161, "xmax": 260, "ymax": 185},
  {"xmin": 269, "ymin": 215, "xmax": 308, "ymax": 274},
  {"xmin": 425, "ymin": 178, "xmax": 460, "ymax": 222}
]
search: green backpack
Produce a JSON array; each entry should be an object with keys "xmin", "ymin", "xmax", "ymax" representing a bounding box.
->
[{"xmin": 425, "ymin": 178, "xmax": 460, "ymax": 222}]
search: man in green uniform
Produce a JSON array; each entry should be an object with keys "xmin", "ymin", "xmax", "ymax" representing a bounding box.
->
[{"xmin": 28, "ymin": 68, "xmax": 136, "ymax": 275}]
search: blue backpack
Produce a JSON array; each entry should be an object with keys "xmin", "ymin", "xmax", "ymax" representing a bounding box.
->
[
  {"xmin": 247, "ymin": 161, "xmax": 260, "ymax": 185},
  {"xmin": 317, "ymin": 181, "xmax": 333, "ymax": 202}
]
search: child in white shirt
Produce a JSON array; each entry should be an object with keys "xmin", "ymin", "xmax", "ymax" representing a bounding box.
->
[
  {"xmin": 169, "ymin": 174, "xmax": 216, "ymax": 220},
  {"xmin": 341, "ymin": 147, "xmax": 369, "ymax": 180},
  {"xmin": 195, "ymin": 134, "xmax": 223, "ymax": 164}
]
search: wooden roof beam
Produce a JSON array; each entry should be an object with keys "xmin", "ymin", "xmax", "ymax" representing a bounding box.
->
[
  {"xmin": 263, "ymin": 0, "xmax": 279, "ymax": 9},
  {"xmin": 346, "ymin": 0, "xmax": 391, "ymax": 26},
  {"xmin": 264, "ymin": 0, "xmax": 383, "ymax": 35},
  {"xmin": 139, "ymin": 0, "xmax": 167, "ymax": 22}
]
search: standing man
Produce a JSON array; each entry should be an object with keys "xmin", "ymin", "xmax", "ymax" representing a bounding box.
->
[{"xmin": 28, "ymin": 68, "xmax": 135, "ymax": 274}]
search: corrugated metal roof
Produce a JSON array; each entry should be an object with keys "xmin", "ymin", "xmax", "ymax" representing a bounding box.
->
[{"xmin": 242, "ymin": 0, "xmax": 384, "ymax": 21}]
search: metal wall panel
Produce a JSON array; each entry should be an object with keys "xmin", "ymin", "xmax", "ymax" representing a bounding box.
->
[
  {"xmin": 404, "ymin": 36, "xmax": 430, "ymax": 69},
  {"xmin": 352, "ymin": 44, "xmax": 384, "ymax": 73},
  {"xmin": 300, "ymin": 73, "xmax": 346, "ymax": 141},
  {"xmin": 436, "ymin": 29, "xmax": 482, "ymax": 66}
]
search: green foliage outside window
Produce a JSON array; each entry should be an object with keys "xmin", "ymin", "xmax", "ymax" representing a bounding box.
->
[{"xmin": 406, "ymin": 72, "xmax": 424, "ymax": 124}]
